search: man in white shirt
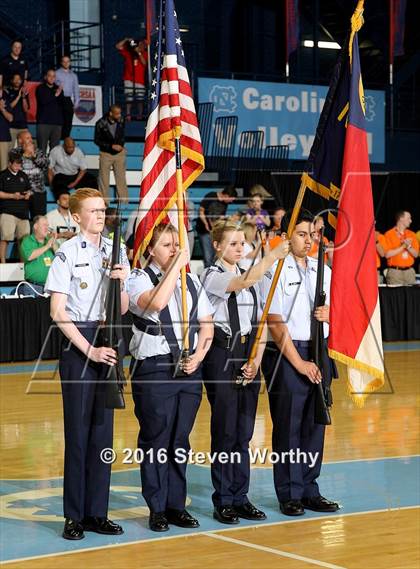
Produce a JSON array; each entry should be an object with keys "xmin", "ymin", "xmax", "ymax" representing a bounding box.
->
[
  {"xmin": 262, "ymin": 209, "xmax": 339, "ymax": 517},
  {"xmin": 48, "ymin": 137, "xmax": 97, "ymax": 200},
  {"xmin": 46, "ymin": 192, "xmax": 79, "ymax": 248}
]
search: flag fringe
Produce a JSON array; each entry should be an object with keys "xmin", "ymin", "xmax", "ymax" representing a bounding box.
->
[
  {"xmin": 328, "ymin": 348, "xmax": 384, "ymax": 406},
  {"xmin": 301, "ymin": 172, "xmax": 330, "ymax": 199},
  {"xmin": 328, "ymin": 348, "xmax": 384, "ymax": 381},
  {"xmin": 345, "ymin": 374, "xmax": 384, "ymax": 407}
]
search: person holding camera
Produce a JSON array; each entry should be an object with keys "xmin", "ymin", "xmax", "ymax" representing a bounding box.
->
[
  {"xmin": 115, "ymin": 37, "xmax": 148, "ymax": 120},
  {"xmin": 0, "ymin": 149, "xmax": 31, "ymax": 263},
  {"xmin": 4, "ymin": 73, "xmax": 29, "ymax": 148}
]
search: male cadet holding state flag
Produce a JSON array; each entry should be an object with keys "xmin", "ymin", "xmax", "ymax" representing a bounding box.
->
[{"xmin": 261, "ymin": 0, "xmax": 384, "ymax": 515}]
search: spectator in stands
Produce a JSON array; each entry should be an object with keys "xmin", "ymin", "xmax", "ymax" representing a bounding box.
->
[
  {"xmin": 18, "ymin": 130, "xmax": 49, "ymax": 218},
  {"xmin": 268, "ymin": 207, "xmax": 286, "ymax": 240},
  {"xmin": 115, "ymin": 37, "xmax": 148, "ymax": 120},
  {"xmin": 384, "ymin": 210, "xmax": 419, "ymax": 285},
  {"xmin": 20, "ymin": 215, "xmax": 55, "ymax": 295},
  {"xmin": 195, "ymin": 184, "xmax": 238, "ymax": 267},
  {"xmin": 0, "ymin": 40, "xmax": 28, "ymax": 95},
  {"xmin": 94, "ymin": 104, "xmax": 128, "ymax": 202},
  {"xmin": 375, "ymin": 229, "xmax": 387, "ymax": 281},
  {"xmin": 0, "ymin": 94, "xmax": 13, "ymax": 171},
  {"xmin": 55, "ymin": 55, "xmax": 80, "ymax": 139},
  {"xmin": 46, "ymin": 192, "xmax": 79, "ymax": 248},
  {"xmin": 103, "ymin": 206, "xmax": 118, "ymax": 238},
  {"xmin": 5, "ymin": 74, "xmax": 29, "ymax": 148},
  {"xmin": 36, "ymin": 69, "xmax": 64, "ymax": 153},
  {"xmin": 245, "ymin": 193, "xmax": 270, "ymax": 231},
  {"xmin": 0, "ymin": 149, "xmax": 31, "ymax": 263},
  {"xmin": 48, "ymin": 137, "xmax": 97, "ymax": 200}
]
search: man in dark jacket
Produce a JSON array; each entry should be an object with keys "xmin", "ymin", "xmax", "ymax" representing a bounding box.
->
[
  {"xmin": 94, "ymin": 104, "xmax": 128, "ymax": 202},
  {"xmin": 36, "ymin": 69, "xmax": 64, "ymax": 154}
]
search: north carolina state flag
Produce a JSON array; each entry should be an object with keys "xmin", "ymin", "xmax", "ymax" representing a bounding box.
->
[{"xmin": 328, "ymin": 4, "xmax": 384, "ymax": 403}]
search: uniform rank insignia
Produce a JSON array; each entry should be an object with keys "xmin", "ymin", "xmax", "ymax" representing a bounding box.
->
[
  {"xmin": 81, "ymin": 241, "xmax": 87, "ymax": 248},
  {"xmin": 102, "ymin": 258, "xmax": 110, "ymax": 269},
  {"xmin": 80, "ymin": 282, "xmax": 88, "ymax": 289},
  {"xmin": 55, "ymin": 252, "xmax": 66, "ymax": 262}
]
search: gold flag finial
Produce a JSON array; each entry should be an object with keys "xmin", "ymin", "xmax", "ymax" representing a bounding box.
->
[{"xmin": 349, "ymin": 0, "xmax": 365, "ymax": 64}]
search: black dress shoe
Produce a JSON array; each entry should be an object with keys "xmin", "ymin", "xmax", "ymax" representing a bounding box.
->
[
  {"xmin": 166, "ymin": 508, "xmax": 200, "ymax": 528},
  {"xmin": 82, "ymin": 516, "xmax": 124, "ymax": 535},
  {"xmin": 301, "ymin": 496, "xmax": 340, "ymax": 512},
  {"xmin": 149, "ymin": 511, "xmax": 169, "ymax": 532},
  {"xmin": 279, "ymin": 500, "xmax": 305, "ymax": 516},
  {"xmin": 213, "ymin": 505, "xmax": 240, "ymax": 525},
  {"xmin": 234, "ymin": 502, "xmax": 267, "ymax": 520},
  {"xmin": 63, "ymin": 518, "xmax": 84, "ymax": 540}
]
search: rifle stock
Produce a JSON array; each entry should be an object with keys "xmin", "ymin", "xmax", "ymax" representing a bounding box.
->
[
  {"xmin": 103, "ymin": 210, "xmax": 126, "ymax": 410},
  {"xmin": 311, "ymin": 229, "xmax": 332, "ymax": 426}
]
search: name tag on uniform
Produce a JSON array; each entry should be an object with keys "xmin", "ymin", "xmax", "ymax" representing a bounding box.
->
[
  {"xmin": 75, "ymin": 263, "xmax": 90, "ymax": 267},
  {"xmin": 288, "ymin": 281, "xmax": 301, "ymax": 286}
]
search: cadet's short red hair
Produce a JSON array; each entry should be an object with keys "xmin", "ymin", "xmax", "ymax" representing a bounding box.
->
[{"xmin": 69, "ymin": 188, "xmax": 104, "ymax": 214}]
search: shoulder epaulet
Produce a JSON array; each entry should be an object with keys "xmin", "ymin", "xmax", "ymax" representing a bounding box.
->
[
  {"xmin": 57, "ymin": 236, "xmax": 78, "ymax": 252},
  {"xmin": 131, "ymin": 268, "xmax": 146, "ymax": 277}
]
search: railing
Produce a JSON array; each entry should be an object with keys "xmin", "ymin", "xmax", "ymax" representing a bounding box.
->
[{"xmin": 0, "ymin": 20, "xmax": 103, "ymax": 80}]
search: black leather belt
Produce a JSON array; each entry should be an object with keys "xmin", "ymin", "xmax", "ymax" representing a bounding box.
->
[
  {"xmin": 266, "ymin": 339, "xmax": 311, "ymax": 349},
  {"xmin": 388, "ymin": 266, "xmax": 412, "ymax": 271},
  {"xmin": 213, "ymin": 329, "xmax": 250, "ymax": 350}
]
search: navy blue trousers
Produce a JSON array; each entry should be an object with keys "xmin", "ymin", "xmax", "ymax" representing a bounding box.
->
[
  {"xmin": 131, "ymin": 355, "xmax": 202, "ymax": 513},
  {"xmin": 202, "ymin": 344, "xmax": 260, "ymax": 507},
  {"xmin": 261, "ymin": 342, "xmax": 333, "ymax": 502},
  {"xmin": 59, "ymin": 325, "xmax": 114, "ymax": 521}
]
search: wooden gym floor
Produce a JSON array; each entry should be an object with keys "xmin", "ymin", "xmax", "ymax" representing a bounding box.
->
[{"xmin": 0, "ymin": 342, "xmax": 419, "ymax": 568}]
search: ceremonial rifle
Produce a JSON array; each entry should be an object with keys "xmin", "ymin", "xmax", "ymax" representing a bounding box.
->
[
  {"xmin": 311, "ymin": 228, "xmax": 332, "ymax": 425},
  {"xmin": 103, "ymin": 208, "xmax": 126, "ymax": 409}
]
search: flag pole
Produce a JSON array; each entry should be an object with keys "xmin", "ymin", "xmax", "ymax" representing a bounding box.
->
[
  {"xmin": 175, "ymin": 137, "xmax": 189, "ymax": 354},
  {"xmin": 246, "ymin": 176, "xmax": 307, "ymax": 366}
]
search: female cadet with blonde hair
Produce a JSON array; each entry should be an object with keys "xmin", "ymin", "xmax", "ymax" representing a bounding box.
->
[
  {"xmin": 126, "ymin": 223, "xmax": 214, "ymax": 532},
  {"xmin": 200, "ymin": 219, "xmax": 289, "ymax": 525}
]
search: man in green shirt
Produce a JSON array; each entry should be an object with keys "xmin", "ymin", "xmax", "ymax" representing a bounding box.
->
[{"xmin": 19, "ymin": 215, "xmax": 56, "ymax": 295}]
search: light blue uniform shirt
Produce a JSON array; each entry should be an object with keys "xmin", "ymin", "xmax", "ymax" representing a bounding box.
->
[
  {"xmin": 127, "ymin": 262, "xmax": 214, "ymax": 360},
  {"xmin": 45, "ymin": 232, "xmax": 129, "ymax": 322},
  {"xmin": 264, "ymin": 254, "xmax": 331, "ymax": 341},
  {"xmin": 200, "ymin": 261, "xmax": 263, "ymax": 337}
]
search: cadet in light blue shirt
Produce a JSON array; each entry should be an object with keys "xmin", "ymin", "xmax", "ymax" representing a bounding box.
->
[
  {"xmin": 261, "ymin": 208, "xmax": 339, "ymax": 518},
  {"xmin": 45, "ymin": 188, "xmax": 129, "ymax": 541}
]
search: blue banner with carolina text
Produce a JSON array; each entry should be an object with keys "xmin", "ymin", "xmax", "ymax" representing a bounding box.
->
[{"xmin": 198, "ymin": 78, "xmax": 385, "ymax": 163}]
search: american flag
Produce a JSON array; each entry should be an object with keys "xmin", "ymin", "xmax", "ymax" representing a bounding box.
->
[{"xmin": 133, "ymin": 0, "xmax": 204, "ymax": 263}]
